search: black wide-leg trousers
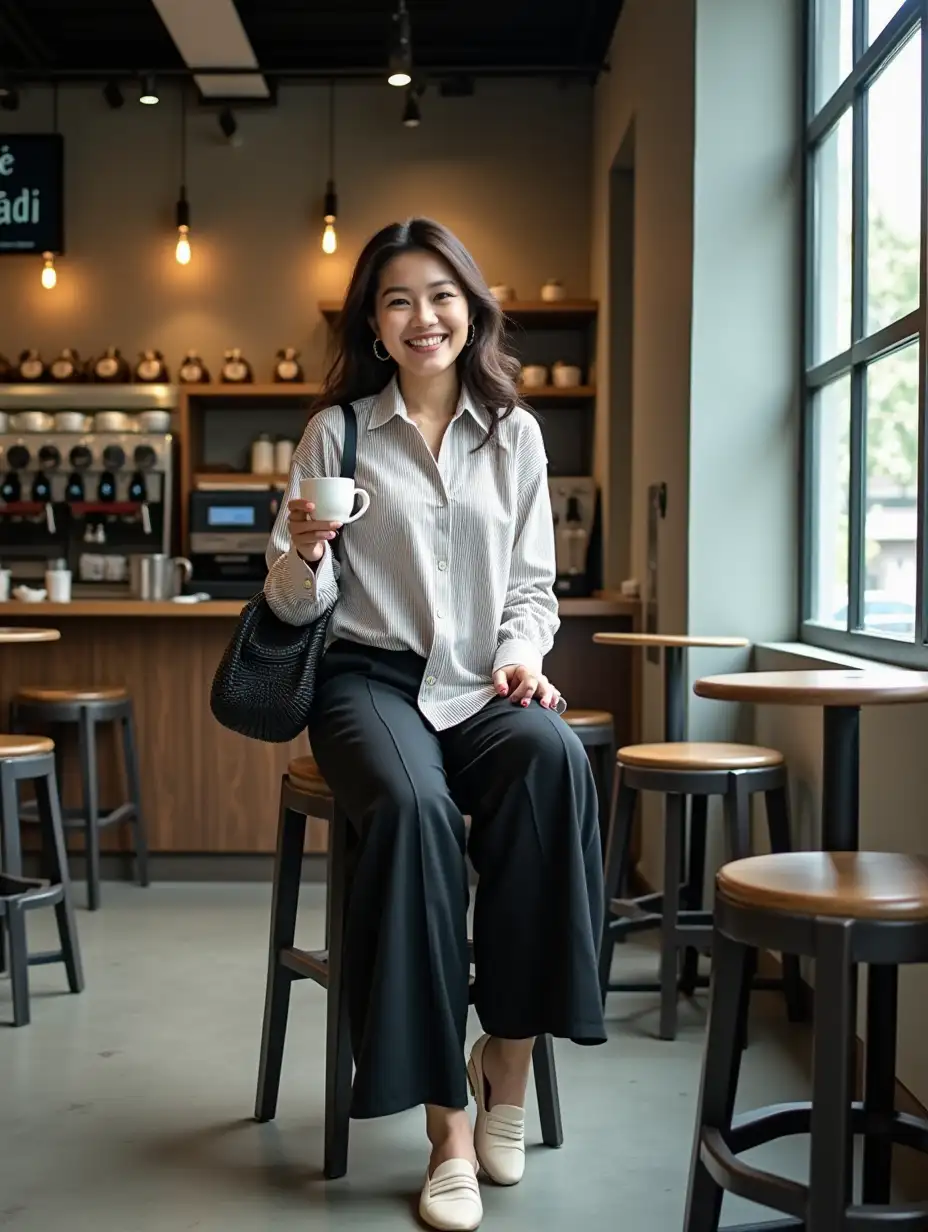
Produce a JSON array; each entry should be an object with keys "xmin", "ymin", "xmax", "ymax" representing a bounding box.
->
[{"xmin": 306, "ymin": 641, "xmax": 607, "ymax": 1120}]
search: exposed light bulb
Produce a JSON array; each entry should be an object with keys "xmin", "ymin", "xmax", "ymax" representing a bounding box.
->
[
  {"xmin": 41, "ymin": 252, "xmax": 57, "ymax": 290},
  {"xmin": 321, "ymin": 179, "xmax": 338, "ymax": 255},
  {"xmin": 175, "ymin": 225, "xmax": 191, "ymax": 265},
  {"xmin": 388, "ymin": 70, "xmax": 412, "ymax": 88}
]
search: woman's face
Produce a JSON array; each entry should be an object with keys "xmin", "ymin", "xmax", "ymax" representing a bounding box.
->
[{"xmin": 370, "ymin": 249, "xmax": 471, "ymax": 377}]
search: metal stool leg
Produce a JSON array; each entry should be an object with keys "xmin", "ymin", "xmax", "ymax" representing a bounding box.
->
[
  {"xmin": 764, "ymin": 783, "xmax": 805, "ymax": 1022},
  {"xmin": 862, "ymin": 963, "xmax": 897, "ymax": 1204},
  {"xmin": 598, "ymin": 768, "xmax": 637, "ymax": 999},
  {"xmin": 658, "ymin": 792, "xmax": 684, "ymax": 1040},
  {"xmin": 34, "ymin": 761, "xmax": 84, "ymax": 994},
  {"xmin": 680, "ymin": 795, "xmax": 708, "ymax": 996},
  {"xmin": 120, "ymin": 704, "xmax": 150, "ymax": 888},
  {"xmin": 683, "ymin": 932, "xmax": 756, "ymax": 1232},
  {"xmin": 808, "ymin": 919, "xmax": 855, "ymax": 1229},
  {"xmin": 77, "ymin": 707, "xmax": 102, "ymax": 911},
  {"xmin": 6, "ymin": 899, "xmax": 29, "ymax": 1027},
  {"xmin": 324, "ymin": 806, "xmax": 354, "ymax": 1180},
  {"xmin": 255, "ymin": 792, "xmax": 307, "ymax": 1123},
  {"xmin": 532, "ymin": 1033, "xmax": 563, "ymax": 1148}
]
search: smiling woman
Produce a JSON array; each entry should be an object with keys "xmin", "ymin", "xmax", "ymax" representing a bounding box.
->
[{"xmin": 261, "ymin": 216, "xmax": 607, "ymax": 1228}]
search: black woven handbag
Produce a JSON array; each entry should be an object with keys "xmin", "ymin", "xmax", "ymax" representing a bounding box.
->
[{"xmin": 209, "ymin": 403, "xmax": 357, "ymax": 743}]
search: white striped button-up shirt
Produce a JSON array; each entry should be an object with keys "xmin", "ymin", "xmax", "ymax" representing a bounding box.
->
[{"xmin": 264, "ymin": 377, "xmax": 561, "ymax": 730}]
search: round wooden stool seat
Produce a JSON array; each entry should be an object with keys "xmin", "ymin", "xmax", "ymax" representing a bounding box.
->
[
  {"xmin": 562, "ymin": 708, "xmax": 613, "ymax": 729},
  {"xmin": 287, "ymin": 755, "xmax": 333, "ymax": 797},
  {"xmin": 0, "ymin": 733, "xmax": 54, "ymax": 759},
  {"xmin": 718, "ymin": 851, "xmax": 928, "ymax": 920},
  {"xmin": 617, "ymin": 742, "xmax": 784, "ymax": 772},
  {"xmin": 16, "ymin": 685, "xmax": 128, "ymax": 705}
]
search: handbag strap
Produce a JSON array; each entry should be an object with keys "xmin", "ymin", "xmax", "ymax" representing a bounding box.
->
[
  {"xmin": 339, "ymin": 402, "xmax": 357, "ymax": 479},
  {"xmin": 332, "ymin": 402, "xmax": 358, "ymax": 562}
]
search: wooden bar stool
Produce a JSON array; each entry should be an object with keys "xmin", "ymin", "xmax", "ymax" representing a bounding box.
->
[
  {"xmin": 599, "ymin": 741, "xmax": 804, "ymax": 1040},
  {"xmin": 254, "ymin": 754, "xmax": 564, "ymax": 1180},
  {"xmin": 10, "ymin": 686, "xmax": 149, "ymax": 911},
  {"xmin": 0, "ymin": 734, "xmax": 84, "ymax": 1026},
  {"xmin": 562, "ymin": 708, "xmax": 615, "ymax": 850},
  {"xmin": 685, "ymin": 851, "xmax": 928, "ymax": 1232}
]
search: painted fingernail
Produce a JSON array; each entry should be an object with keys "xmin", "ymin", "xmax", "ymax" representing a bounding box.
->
[{"xmin": 521, "ymin": 699, "xmax": 530, "ymax": 707}]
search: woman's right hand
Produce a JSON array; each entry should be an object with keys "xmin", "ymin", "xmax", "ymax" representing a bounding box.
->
[{"xmin": 287, "ymin": 499, "xmax": 343, "ymax": 565}]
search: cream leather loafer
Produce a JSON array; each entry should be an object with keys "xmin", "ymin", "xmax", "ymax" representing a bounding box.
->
[
  {"xmin": 419, "ymin": 1159, "xmax": 483, "ymax": 1231},
  {"xmin": 467, "ymin": 1034, "xmax": 526, "ymax": 1186}
]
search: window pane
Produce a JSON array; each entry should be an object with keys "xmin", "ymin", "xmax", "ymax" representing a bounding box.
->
[
  {"xmin": 864, "ymin": 343, "xmax": 919, "ymax": 639},
  {"xmin": 813, "ymin": 110, "xmax": 853, "ymax": 363},
  {"xmin": 869, "ymin": 0, "xmax": 908, "ymax": 44},
  {"xmin": 811, "ymin": 376, "xmax": 851, "ymax": 628},
  {"xmin": 815, "ymin": 0, "xmax": 853, "ymax": 109},
  {"xmin": 866, "ymin": 29, "xmax": 922, "ymax": 334}
]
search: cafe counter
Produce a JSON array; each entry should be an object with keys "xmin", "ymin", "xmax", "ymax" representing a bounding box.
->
[{"xmin": 0, "ymin": 596, "xmax": 640, "ymax": 865}]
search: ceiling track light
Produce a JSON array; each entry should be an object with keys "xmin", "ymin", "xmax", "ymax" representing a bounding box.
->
[
  {"xmin": 402, "ymin": 85, "xmax": 422, "ymax": 127},
  {"xmin": 388, "ymin": 0, "xmax": 413, "ymax": 87},
  {"xmin": 139, "ymin": 74, "xmax": 159, "ymax": 105},
  {"xmin": 218, "ymin": 106, "xmax": 240, "ymax": 145},
  {"xmin": 103, "ymin": 79, "xmax": 124, "ymax": 109}
]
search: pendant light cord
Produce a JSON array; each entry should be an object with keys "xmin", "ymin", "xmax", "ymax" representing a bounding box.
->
[
  {"xmin": 180, "ymin": 85, "xmax": 187, "ymax": 192},
  {"xmin": 52, "ymin": 82, "xmax": 58, "ymax": 132},
  {"xmin": 328, "ymin": 80, "xmax": 335, "ymax": 181}
]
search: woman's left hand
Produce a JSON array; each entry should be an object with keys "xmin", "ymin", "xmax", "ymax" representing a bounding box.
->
[{"xmin": 492, "ymin": 664, "xmax": 562, "ymax": 710}]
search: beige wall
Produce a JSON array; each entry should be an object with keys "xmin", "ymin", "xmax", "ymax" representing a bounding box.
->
[{"xmin": 0, "ymin": 81, "xmax": 591, "ymax": 379}]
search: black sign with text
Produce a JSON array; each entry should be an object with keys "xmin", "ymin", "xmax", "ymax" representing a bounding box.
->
[{"xmin": 0, "ymin": 134, "xmax": 64, "ymax": 254}]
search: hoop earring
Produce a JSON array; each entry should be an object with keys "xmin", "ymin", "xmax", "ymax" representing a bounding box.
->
[
  {"xmin": 466, "ymin": 322, "xmax": 476, "ymax": 347},
  {"xmin": 373, "ymin": 338, "xmax": 391, "ymax": 362}
]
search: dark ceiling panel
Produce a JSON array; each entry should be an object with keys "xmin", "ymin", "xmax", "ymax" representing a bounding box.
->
[
  {"xmin": 0, "ymin": 0, "xmax": 183, "ymax": 70},
  {"xmin": 0, "ymin": 0, "xmax": 623, "ymax": 78}
]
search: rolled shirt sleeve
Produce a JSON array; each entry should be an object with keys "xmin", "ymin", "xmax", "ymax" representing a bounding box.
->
[
  {"xmin": 493, "ymin": 417, "xmax": 560, "ymax": 677},
  {"xmin": 264, "ymin": 409, "xmax": 342, "ymax": 627}
]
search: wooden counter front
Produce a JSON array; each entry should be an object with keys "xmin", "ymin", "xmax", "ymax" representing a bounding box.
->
[{"xmin": 0, "ymin": 598, "xmax": 639, "ymax": 859}]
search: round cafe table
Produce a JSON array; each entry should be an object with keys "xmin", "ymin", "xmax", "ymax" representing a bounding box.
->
[
  {"xmin": 592, "ymin": 633, "xmax": 749, "ymax": 742},
  {"xmin": 694, "ymin": 669, "xmax": 928, "ymax": 853},
  {"xmin": 0, "ymin": 627, "xmax": 60, "ymax": 645}
]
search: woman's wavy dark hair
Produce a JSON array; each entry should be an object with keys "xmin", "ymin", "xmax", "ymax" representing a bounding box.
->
[{"xmin": 315, "ymin": 217, "xmax": 527, "ymax": 445}]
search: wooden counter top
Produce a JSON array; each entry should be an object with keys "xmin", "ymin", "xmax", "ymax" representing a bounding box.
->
[{"xmin": 0, "ymin": 596, "xmax": 640, "ymax": 619}]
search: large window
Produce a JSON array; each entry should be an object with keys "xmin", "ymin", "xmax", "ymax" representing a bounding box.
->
[{"xmin": 803, "ymin": 0, "xmax": 927, "ymax": 661}]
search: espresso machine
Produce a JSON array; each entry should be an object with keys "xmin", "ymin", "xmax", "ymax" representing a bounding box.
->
[
  {"xmin": 0, "ymin": 425, "xmax": 174, "ymax": 595},
  {"xmin": 549, "ymin": 476, "xmax": 600, "ymax": 598},
  {"xmin": 188, "ymin": 486, "xmax": 282, "ymax": 598}
]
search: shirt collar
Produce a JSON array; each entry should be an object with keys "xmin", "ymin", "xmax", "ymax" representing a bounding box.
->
[{"xmin": 368, "ymin": 375, "xmax": 490, "ymax": 433}]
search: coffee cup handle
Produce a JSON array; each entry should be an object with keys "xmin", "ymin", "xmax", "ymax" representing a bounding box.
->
[{"xmin": 344, "ymin": 488, "xmax": 370, "ymax": 523}]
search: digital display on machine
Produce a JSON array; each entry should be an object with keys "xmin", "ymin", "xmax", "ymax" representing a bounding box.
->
[{"xmin": 207, "ymin": 506, "xmax": 256, "ymax": 527}]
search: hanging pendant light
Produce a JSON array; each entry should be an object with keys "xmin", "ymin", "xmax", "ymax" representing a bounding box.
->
[
  {"xmin": 321, "ymin": 81, "xmax": 338, "ymax": 255},
  {"xmin": 175, "ymin": 87, "xmax": 191, "ymax": 264},
  {"xmin": 41, "ymin": 87, "xmax": 60, "ymax": 289}
]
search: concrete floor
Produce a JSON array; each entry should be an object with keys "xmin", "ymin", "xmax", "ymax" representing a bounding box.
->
[{"xmin": 0, "ymin": 882, "xmax": 816, "ymax": 1231}]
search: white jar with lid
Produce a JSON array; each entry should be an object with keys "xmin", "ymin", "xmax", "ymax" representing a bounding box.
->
[
  {"xmin": 251, "ymin": 433, "xmax": 275, "ymax": 475},
  {"xmin": 274, "ymin": 437, "xmax": 295, "ymax": 476}
]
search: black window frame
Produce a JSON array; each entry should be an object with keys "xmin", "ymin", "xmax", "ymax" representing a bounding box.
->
[{"xmin": 801, "ymin": 0, "xmax": 928, "ymax": 666}]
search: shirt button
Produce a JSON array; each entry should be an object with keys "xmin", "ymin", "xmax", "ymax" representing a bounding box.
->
[
  {"xmin": 425, "ymin": 675, "xmax": 436, "ymax": 686},
  {"xmin": 437, "ymin": 560, "xmax": 448, "ymax": 571},
  {"xmin": 303, "ymin": 579, "xmax": 313, "ymax": 590}
]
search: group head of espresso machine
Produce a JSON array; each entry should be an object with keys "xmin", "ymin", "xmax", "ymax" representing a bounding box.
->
[{"xmin": 0, "ymin": 429, "xmax": 173, "ymax": 590}]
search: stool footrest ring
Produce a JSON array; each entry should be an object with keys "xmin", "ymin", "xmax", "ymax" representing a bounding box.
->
[
  {"xmin": 279, "ymin": 946, "xmax": 329, "ymax": 987},
  {"xmin": 702, "ymin": 1127, "xmax": 807, "ymax": 1220}
]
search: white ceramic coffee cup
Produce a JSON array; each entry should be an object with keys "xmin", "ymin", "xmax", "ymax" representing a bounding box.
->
[
  {"xmin": 45, "ymin": 568, "xmax": 72, "ymax": 603},
  {"xmin": 300, "ymin": 477, "xmax": 371, "ymax": 524}
]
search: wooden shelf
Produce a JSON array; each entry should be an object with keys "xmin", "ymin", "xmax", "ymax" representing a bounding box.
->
[
  {"xmin": 521, "ymin": 385, "xmax": 595, "ymax": 400},
  {"xmin": 318, "ymin": 300, "xmax": 598, "ymax": 327},
  {"xmin": 194, "ymin": 472, "xmax": 288, "ymax": 489},
  {"xmin": 181, "ymin": 383, "xmax": 321, "ymax": 399}
]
